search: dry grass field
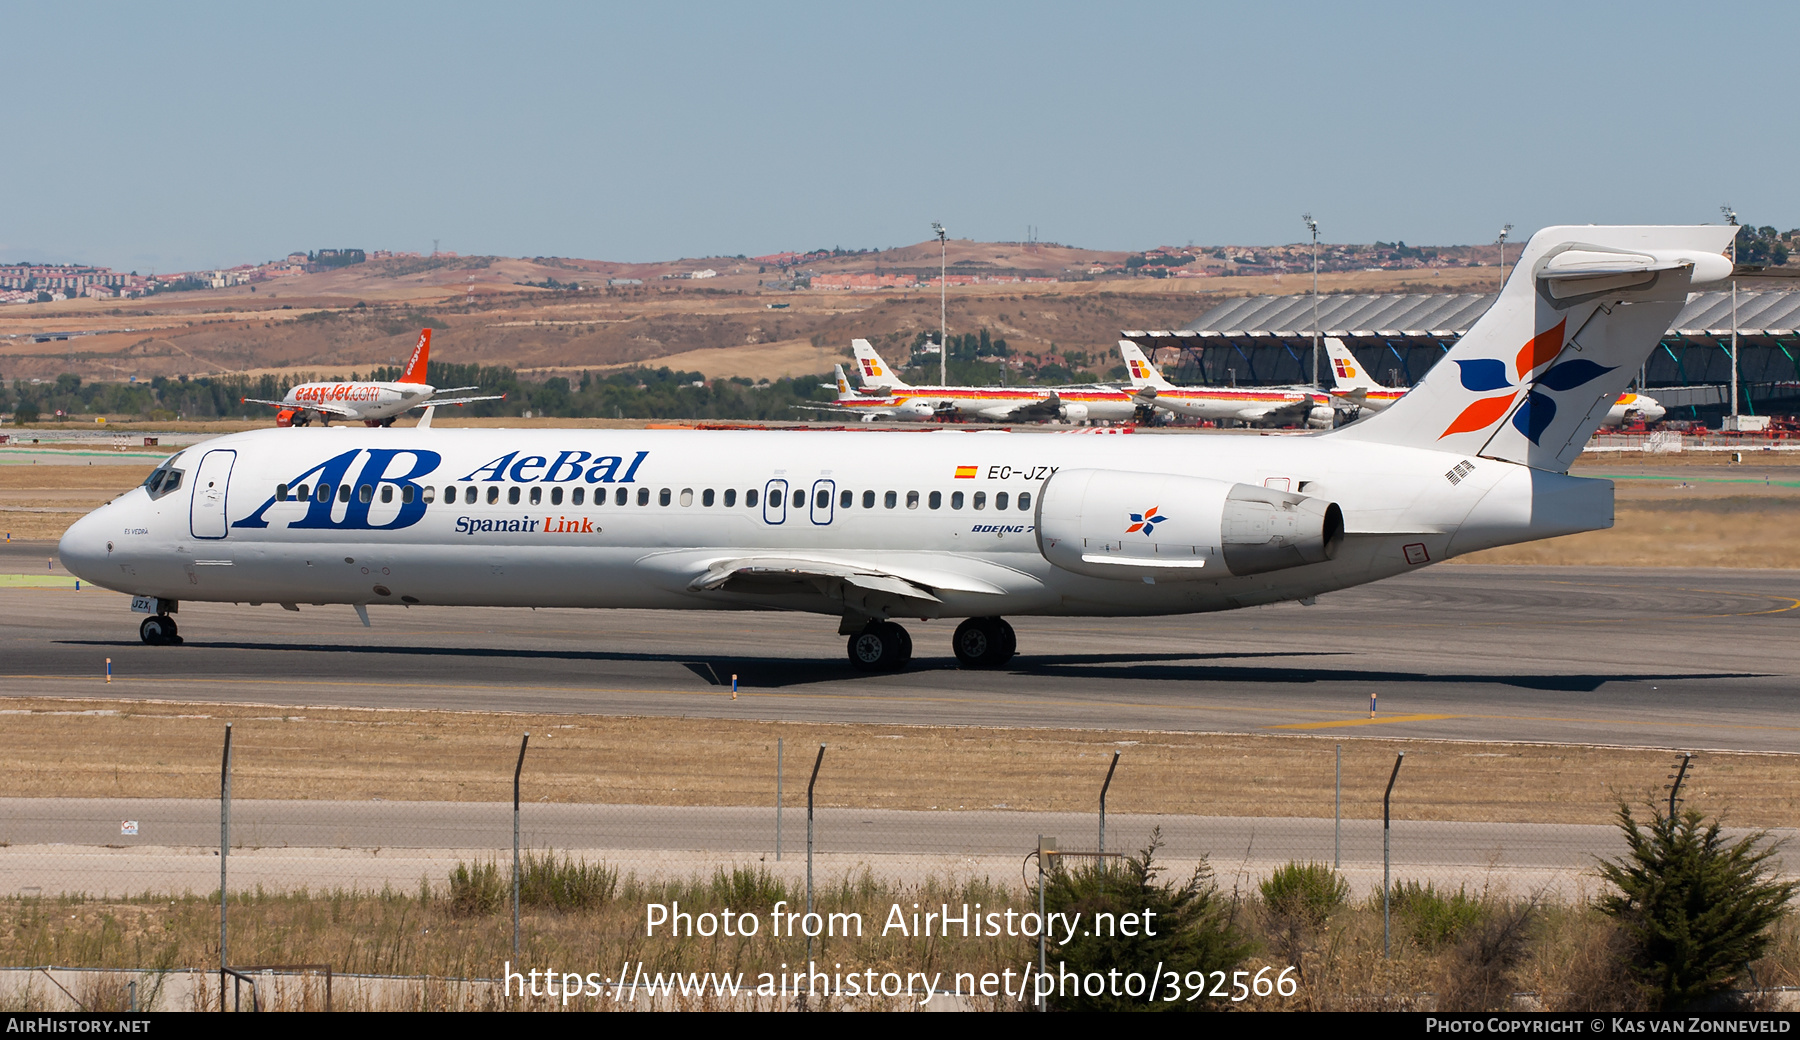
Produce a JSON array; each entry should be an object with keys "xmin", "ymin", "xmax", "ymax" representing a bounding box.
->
[{"xmin": 0, "ymin": 697, "xmax": 1788, "ymax": 825}]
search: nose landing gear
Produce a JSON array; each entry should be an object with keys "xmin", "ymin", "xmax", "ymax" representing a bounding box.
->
[
  {"xmin": 952, "ymin": 617, "xmax": 1015, "ymax": 668},
  {"xmin": 139, "ymin": 615, "xmax": 183, "ymax": 645}
]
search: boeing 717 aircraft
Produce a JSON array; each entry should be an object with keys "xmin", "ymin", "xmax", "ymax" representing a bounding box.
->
[
  {"xmin": 242, "ymin": 329, "xmax": 504, "ymax": 427},
  {"xmin": 61, "ymin": 226, "xmax": 1733, "ymax": 673}
]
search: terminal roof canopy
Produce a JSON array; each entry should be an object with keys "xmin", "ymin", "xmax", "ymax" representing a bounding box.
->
[{"xmin": 1117, "ymin": 290, "xmax": 1800, "ymax": 341}]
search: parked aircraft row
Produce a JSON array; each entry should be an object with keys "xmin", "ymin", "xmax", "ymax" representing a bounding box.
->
[{"xmin": 62, "ymin": 225, "xmax": 1730, "ymax": 674}]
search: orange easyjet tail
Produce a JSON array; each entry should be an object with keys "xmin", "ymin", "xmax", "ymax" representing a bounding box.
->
[{"xmin": 400, "ymin": 329, "xmax": 432, "ymax": 384}]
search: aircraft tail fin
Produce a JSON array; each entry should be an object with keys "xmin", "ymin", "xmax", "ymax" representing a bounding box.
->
[
  {"xmin": 400, "ymin": 328, "xmax": 432, "ymax": 384},
  {"xmin": 1330, "ymin": 225, "xmax": 1734, "ymax": 472},
  {"xmin": 833, "ymin": 364, "xmax": 857, "ymax": 401},
  {"xmin": 852, "ymin": 339, "xmax": 910, "ymax": 389},
  {"xmin": 1117, "ymin": 341, "xmax": 1175, "ymax": 390},
  {"xmin": 1324, "ymin": 337, "xmax": 1381, "ymax": 391}
]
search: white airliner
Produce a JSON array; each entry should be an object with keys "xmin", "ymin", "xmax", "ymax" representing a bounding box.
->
[
  {"xmin": 61, "ymin": 225, "xmax": 1732, "ymax": 673},
  {"xmin": 850, "ymin": 340, "xmax": 1139, "ymax": 423},
  {"xmin": 1117, "ymin": 342, "xmax": 1333, "ymax": 427},
  {"xmin": 794, "ymin": 365, "xmax": 938, "ymax": 422},
  {"xmin": 1322, "ymin": 334, "xmax": 1663, "ymax": 426},
  {"xmin": 242, "ymin": 329, "xmax": 504, "ymax": 427}
]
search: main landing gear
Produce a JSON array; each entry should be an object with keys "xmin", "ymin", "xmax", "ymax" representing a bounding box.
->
[
  {"xmin": 844, "ymin": 617, "xmax": 1018, "ymax": 672},
  {"xmin": 139, "ymin": 615, "xmax": 182, "ymax": 645},
  {"xmin": 952, "ymin": 617, "xmax": 1015, "ymax": 669}
]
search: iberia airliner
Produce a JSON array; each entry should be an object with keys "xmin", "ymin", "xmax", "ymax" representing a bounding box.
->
[{"xmin": 62, "ymin": 226, "xmax": 1732, "ymax": 673}]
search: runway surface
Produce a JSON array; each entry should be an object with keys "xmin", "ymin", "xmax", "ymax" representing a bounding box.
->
[{"xmin": 2, "ymin": 563, "xmax": 1796, "ymax": 752}]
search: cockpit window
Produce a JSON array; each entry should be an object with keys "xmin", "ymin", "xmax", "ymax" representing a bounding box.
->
[{"xmin": 142, "ymin": 452, "xmax": 186, "ymax": 500}]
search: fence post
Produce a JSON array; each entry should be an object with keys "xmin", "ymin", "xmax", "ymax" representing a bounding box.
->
[
  {"xmin": 776, "ymin": 737, "xmax": 783, "ymax": 862},
  {"xmin": 513, "ymin": 733, "xmax": 529, "ymax": 959},
  {"xmin": 1667, "ymin": 753, "xmax": 1693, "ymax": 818},
  {"xmin": 1036, "ymin": 835, "xmax": 1056, "ymax": 1011},
  {"xmin": 1098, "ymin": 750, "xmax": 1120, "ymax": 855},
  {"xmin": 805, "ymin": 744, "xmax": 825, "ymax": 989},
  {"xmin": 1334, "ymin": 743, "xmax": 1341, "ymax": 869},
  {"xmin": 1382, "ymin": 751, "xmax": 1404, "ymax": 959},
  {"xmin": 219, "ymin": 722, "xmax": 232, "ymax": 1012}
]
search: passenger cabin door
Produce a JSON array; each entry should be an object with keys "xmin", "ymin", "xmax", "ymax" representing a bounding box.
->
[
  {"xmin": 762, "ymin": 478, "xmax": 788, "ymax": 524},
  {"xmin": 810, "ymin": 478, "xmax": 835, "ymax": 526},
  {"xmin": 189, "ymin": 449, "xmax": 236, "ymax": 539}
]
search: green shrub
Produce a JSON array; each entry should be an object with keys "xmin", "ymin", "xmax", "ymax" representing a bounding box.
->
[
  {"xmin": 1391, "ymin": 881, "xmax": 1488, "ymax": 948},
  {"xmin": 1042, "ymin": 829, "xmax": 1252, "ymax": 1011},
  {"xmin": 1261, "ymin": 861, "xmax": 1349, "ymax": 929},
  {"xmin": 709, "ymin": 865, "xmax": 789, "ymax": 908},
  {"xmin": 447, "ymin": 860, "xmax": 504, "ymax": 916},
  {"xmin": 1598, "ymin": 804, "xmax": 1799, "ymax": 1011}
]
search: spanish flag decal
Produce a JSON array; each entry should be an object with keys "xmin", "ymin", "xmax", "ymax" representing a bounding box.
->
[{"xmin": 954, "ymin": 465, "xmax": 978, "ymax": 479}]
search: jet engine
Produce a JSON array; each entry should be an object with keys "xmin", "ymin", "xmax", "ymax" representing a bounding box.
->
[
  {"xmin": 1059, "ymin": 403, "xmax": 1089, "ymax": 422},
  {"xmin": 1035, "ymin": 468, "xmax": 1343, "ymax": 580}
]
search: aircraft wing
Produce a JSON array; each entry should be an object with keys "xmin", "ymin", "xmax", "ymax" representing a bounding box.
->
[
  {"xmin": 686, "ymin": 554, "xmax": 1010, "ymax": 617},
  {"xmin": 410, "ymin": 394, "xmax": 505, "ymax": 409},
  {"xmin": 433, "ymin": 386, "xmax": 482, "ymax": 393},
  {"xmin": 974, "ymin": 393, "xmax": 1060, "ymax": 422},
  {"xmin": 241, "ymin": 397, "xmax": 359, "ymax": 418}
]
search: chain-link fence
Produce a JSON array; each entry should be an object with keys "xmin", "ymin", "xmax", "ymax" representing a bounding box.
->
[{"xmin": 1, "ymin": 719, "xmax": 1794, "ymax": 1011}]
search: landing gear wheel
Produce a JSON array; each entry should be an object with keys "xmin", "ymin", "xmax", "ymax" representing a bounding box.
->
[
  {"xmin": 139, "ymin": 615, "xmax": 181, "ymax": 646},
  {"xmin": 953, "ymin": 617, "xmax": 1015, "ymax": 669},
  {"xmin": 847, "ymin": 621, "xmax": 912, "ymax": 673}
]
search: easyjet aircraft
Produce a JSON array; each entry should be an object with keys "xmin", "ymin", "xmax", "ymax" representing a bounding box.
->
[
  {"xmin": 1116, "ymin": 342, "xmax": 1333, "ymax": 427},
  {"xmin": 62, "ymin": 225, "xmax": 1732, "ymax": 675},
  {"xmin": 243, "ymin": 329, "xmax": 504, "ymax": 427},
  {"xmin": 850, "ymin": 340, "xmax": 1139, "ymax": 423}
]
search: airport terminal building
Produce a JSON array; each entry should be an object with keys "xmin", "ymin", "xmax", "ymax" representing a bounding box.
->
[{"xmin": 1124, "ymin": 289, "xmax": 1800, "ymax": 420}]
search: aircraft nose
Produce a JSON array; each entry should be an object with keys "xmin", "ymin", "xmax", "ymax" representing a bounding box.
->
[{"xmin": 58, "ymin": 504, "xmax": 115, "ymax": 584}]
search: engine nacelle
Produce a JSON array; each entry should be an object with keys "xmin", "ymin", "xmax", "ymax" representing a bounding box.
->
[
  {"xmin": 1035, "ymin": 468, "xmax": 1344, "ymax": 580},
  {"xmin": 1059, "ymin": 403, "xmax": 1089, "ymax": 422}
]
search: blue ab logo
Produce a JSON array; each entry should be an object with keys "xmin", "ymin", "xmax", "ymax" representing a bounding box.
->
[{"xmin": 234, "ymin": 448, "xmax": 442, "ymax": 532}]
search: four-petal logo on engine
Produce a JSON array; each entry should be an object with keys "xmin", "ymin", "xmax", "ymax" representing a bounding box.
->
[{"xmin": 1126, "ymin": 507, "xmax": 1167, "ymax": 536}]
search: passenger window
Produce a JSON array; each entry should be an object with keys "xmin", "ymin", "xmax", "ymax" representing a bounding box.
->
[
  {"xmin": 551, "ymin": 487, "xmax": 563, "ymax": 506},
  {"xmin": 680, "ymin": 488, "xmax": 694, "ymax": 506},
  {"xmin": 615, "ymin": 487, "xmax": 628, "ymax": 506},
  {"xmin": 951, "ymin": 491, "xmax": 964, "ymax": 509},
  {"xmin": 487, "ymin": 486, "xmax": 500, "ymax": 505},
  {"xmin": 1018, "ymin": 491, "xmax": 1031, "ymax": 511},
  {"xmin": 746, "ymin": 488, "xmax": 758, "ymax": 508},
  {"xmin": 381, "ymin": 485, "xmax": 394, "ymax": 504},
  {"xmin": 973, "ymin": 492, "xmax": 986, "ymax": 510},
  {"xmin": 839, "ymin": 490, "xmax": 851, "ymax": 508},
  {"xmin": 814, "ymin": 489, "xmax": 827, "ymax": 508},
  {"xmin": 296, "ymin": 484, "xmax": 309, "ymax": 502},
  {"xmin": 702, "ymin": 489, "xmax": 714, "ymax": 507},
  {"xmin": 441, "ymin": 486, "xmax": 454, "ymax": 504},
  {"xmin": 929, "ymin": 490, "xmax": 941, "ymax": 510},
  {"xmin": 276, "ymin": 483, "xmax": 289, "ymax": 501},
  {"xmin": 725, "ymin": 488, "xmax": 737, "ymax": 507},
  {"xmin": 409, "ymin": 486, "xmax": 422, "ymax": 504},
  {"xmin": 529, "ymin": 487, "xmax": 541, "ymax": 505},
  {"xmin": 638, "ymin": 488, "xmax": 651, "ymax": 506},
  {"xmin": 862, "ymin": 490, "xmax": 875, "ymax": 509},
  {"xmin": 359, "ymin": 485, "xmax": 373, "ymax": 504},
  {"xmin": 792, "ymin": 489, "xmax": 805, "ymax": 508},
  {"xmin": 572, "ymin": 487, "xmax": 585, "ymax": 506},
  {"xmin": 339, "ymin": 485, "xmax": 352, "ymax": 503},
  {"xmin": 508, "ymin": 486, "xmax": 521, "ymax": 505},
  {"xmin": 884, "ymin": 490, "xmax": 897, "ymax": 509},
  {"xmin": 995, "ymin": 492, "xmax": 1009, "ymax": 510},
  {"xmin": 906, "ymin": 490, "xmax": 919, "ymax": 509},
  {"xmin": 659, "ymin": 488, "xmax": 672, "ymax": 506}
]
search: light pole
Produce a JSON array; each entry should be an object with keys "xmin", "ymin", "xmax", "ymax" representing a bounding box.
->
[
  {"xmin": 1303, "ymin": 214, "xmax": 1319, "ymax": 388},
  {"xmin": 1722, "ymin": 205, "xmax": 1739, "ymax": 425},
  {"xmin": 1497, "ymin": 224, "xmax": 1513, "ymax": 289},
  {"xmin": 932, "ymin": 222, "xmax": 948, "ymax": 386}
]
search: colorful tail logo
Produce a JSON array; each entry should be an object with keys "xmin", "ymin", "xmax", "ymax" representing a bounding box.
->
[
  {"xmin": 860, "ymin": 359, "xmax": 883, "ymax": 378},
  {"xmin": 1439, "ymin": 319, "xmax": 1615, "ymax": 444},
  {"xmin": 1333, "ymin": 358, "xmax": 1357, "ymax": 379}
]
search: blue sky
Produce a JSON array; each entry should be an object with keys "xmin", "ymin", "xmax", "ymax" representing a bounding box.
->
[{"xmin": 2, "ymin": 1, "xmax": 1791, "ymax": 271}]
